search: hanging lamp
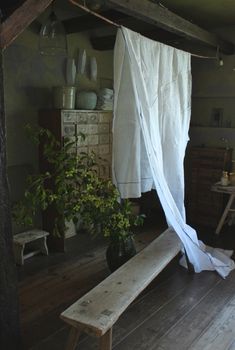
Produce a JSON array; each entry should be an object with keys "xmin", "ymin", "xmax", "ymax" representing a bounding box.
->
[{"xmin": 39, "ymin": 5, "xmax": 67, "ymax": 56}]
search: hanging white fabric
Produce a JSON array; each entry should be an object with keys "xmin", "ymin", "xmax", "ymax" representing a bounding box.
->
[{"xmin": 113, "ymin": 26, "xmax": 235, "ymax": 278}]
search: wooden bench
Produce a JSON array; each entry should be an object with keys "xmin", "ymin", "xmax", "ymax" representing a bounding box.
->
[
  {"xmin": 13, "ymin": 229, "xmax": 49, "ymax": 265},
  {"xmin": 60, "ymin": 228, "xmax": 182, "ymax": 350}
]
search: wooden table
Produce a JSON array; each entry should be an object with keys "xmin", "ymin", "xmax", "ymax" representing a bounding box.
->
[{"xmin": 211, "ymin": 183, "xmax": 235, "ymax": 234}]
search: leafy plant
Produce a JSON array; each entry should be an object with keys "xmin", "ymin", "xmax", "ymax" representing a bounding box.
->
[
  {"xmin": 80, "ymin": 182, "xmax": 144, "ymax": 242},
  {"xmin": 13, "ymin": 125, "xmax": 144, "ymax": 240}
]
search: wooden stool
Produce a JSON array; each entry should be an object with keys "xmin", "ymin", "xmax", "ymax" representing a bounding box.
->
[{"xmin": 13, "ymin": 229, "xmax": 49, "ymax": 265}]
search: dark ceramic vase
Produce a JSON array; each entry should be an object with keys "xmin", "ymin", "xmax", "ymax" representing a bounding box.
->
[{"xmin": 106, "ymin": 235, "xmax": 136, "ymax": 272}]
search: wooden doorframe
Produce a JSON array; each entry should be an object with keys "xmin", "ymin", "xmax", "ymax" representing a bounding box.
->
[{"xmin": 0, "ymin": 43, "xmax": 22, "ymax": 348}]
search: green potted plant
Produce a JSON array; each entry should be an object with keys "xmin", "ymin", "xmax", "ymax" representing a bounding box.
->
[
  {"xmin": 103, "ymin": 199, "xmax": 144, "ymax": 272},
  {"xmin": 13, "ymin": 125, "xmax": 144, "ymax": 268},
  {"xmin": 75, "ymin": 180, "xmax": 144, "ymax": 271}
]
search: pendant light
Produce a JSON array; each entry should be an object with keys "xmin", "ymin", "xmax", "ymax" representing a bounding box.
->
[{"xmin": 39, "ymin": 4, "xmax": 67, "ymax": 56}]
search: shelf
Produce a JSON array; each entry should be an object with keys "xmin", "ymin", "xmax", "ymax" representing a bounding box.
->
[
  {"xmin": 190, "ymin": 126, "xmax": 235, "ymax": 130},
  {"xmin": 192, "ymin": 96, "xmax": 235, "ymax": 99}
]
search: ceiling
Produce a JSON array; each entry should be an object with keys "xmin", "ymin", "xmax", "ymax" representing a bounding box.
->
[
  {"xmin": 1, "ymin": 0, "xmax": 235, "ymax": 53},
  {"xmin": 158, "ymin": 0, "xmax": 235, "ymax": 29},
  {"xmin": 2, "ymin": 0, "xmax": 235, "ymax": 29}
]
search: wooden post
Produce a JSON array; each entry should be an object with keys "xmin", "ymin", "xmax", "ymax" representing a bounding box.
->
[
  {"xmin": 0, "ymin": 0, "xmax": 54, "ymax": 50},
  {"xmin": 0, "ymin": 16, "xmax": 22, "ymax": 349}
]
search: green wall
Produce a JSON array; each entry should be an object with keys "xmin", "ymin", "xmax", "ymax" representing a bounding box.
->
[
  {"xmin": 191, "ymin": 54, "xmax": 235, "ymax": 127},
  {"xmin": 4, "ymin": 28, "xmax": 113, "ymax": 169},
  {"xmin": 190, "ymin": 44, "xmax": 235, "ymax": 158}
]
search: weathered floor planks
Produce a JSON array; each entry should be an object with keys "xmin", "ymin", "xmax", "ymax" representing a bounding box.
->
[
  {"xmin": 20, "ymin": 228, "xmax": 164, "ymax": 349},
  {"xmin": 112, "ymin": 271, "xmax": 220, "ymax": 350},
  {"xmin": 19, "ymin": 228, "xmax": 235, "ymax": 350},
  {"xmin": 20, "ymin": 249, "xmax": 109, "ymax": 348},
  {"xmin": 152, "ymin": 270, "xmax": 235, "ymax": 350},
  {"xmin": 188, "ymin": 294, "xmax": 235, "ymax": 350}
]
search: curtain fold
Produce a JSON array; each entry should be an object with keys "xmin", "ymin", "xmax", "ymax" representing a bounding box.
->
[{"xmin": 113, "ymin": 26, "xmax": 235, "ymax": 278}]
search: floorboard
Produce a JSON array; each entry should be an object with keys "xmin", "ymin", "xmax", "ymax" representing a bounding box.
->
[
  {"xmin": 189, "ymin": 294, "xmax": 235, "ymax": 350},
  {"xmin": 18, "ymin": 222, "xmax": 235, "ymax": 350},
  {"xmin": 112, "ymin": 271, "xmax": 219, "ymax": 350},
  {"xmin": 152, "ymin": 271, "xmax": 235, "ymax": 350},
  {"xmin": 20, "ymin": 225, "xmax": 165, "ymax": 349}
]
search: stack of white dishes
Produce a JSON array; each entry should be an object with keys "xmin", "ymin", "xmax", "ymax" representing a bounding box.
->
[{"xmin": 96, "ymin": 88, "xmax": 113, "ymax": 110}]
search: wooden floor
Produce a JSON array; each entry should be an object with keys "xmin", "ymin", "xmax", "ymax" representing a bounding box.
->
[{"xmin": 18, "ymin": 224, "xmax": 235, "ymax": 350}]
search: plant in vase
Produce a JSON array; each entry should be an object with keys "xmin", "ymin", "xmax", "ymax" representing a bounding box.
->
[
  {"xmin": 78, "ymin": 181, "xmax": 145, "ymax": 272},
  {"xmin": 12, "ymin": 125, "xmax": 97, "ymax": 238},
  {"xmin": 13, "ymin": 125, "xmax": 144, "ymax": 268},
  {"xmin": 104, "ymin": 199, "xmax": 144, "ymax": 272}
]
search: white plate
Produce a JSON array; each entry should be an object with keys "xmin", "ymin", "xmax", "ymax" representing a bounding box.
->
[
  {"xmin": 77, "ymin": 49, "xmax": 86, "ymax": 75},
  {"xmin": 66, "ymin": 58, "xmax": 76, "ymax": 85},
  {"xmin": 90, "ymin": 56, "xmax": 97, "ymax": 81}
]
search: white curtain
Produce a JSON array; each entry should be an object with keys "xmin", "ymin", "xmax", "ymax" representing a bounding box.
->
[{"xmin": 113, "ymin": 27, "xmax": 235, "ymax": 278}]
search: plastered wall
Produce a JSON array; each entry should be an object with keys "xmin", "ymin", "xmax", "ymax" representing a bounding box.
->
[
  {"xmin": 190, "ymin": 26, "xmax": 235, "ymax": 157},
  {"xmin": 3, "ymin": 25, "xmax": 113, "ymax": 219},
  {"xmin": 4, "ymin": 28, "xmax": 113, "ymax": 169}
]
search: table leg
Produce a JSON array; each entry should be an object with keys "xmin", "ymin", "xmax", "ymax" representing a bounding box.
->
[{"xmin": 215, "ymin": 193, "xmax": 235, "ymax": 235}]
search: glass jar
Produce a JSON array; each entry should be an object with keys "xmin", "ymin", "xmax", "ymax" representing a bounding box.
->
[
  {"xmin": 221, "ymin": 171, "xmax": 229, "ymax": 186},
  {"xmin": 53, "ymin": 86, "xmax": 76, "ymax": 109}
]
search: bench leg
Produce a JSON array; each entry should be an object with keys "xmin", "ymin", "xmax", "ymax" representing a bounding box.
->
[
  {"xmin": 65, "ymin": 327, "xmax": 81, "ymax": 350},
  {"xmin": 99, "ymin": 328, "xmax": 112, "ymax": 350}
]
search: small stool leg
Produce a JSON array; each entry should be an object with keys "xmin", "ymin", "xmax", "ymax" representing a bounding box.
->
[
  {"xmin": 99, "ymin": 328, "xmax": 112, "ymax": 350},
  {"xmin": 40, "ymin": 236, "xmax": 49, "ymax": 255},
  {"xmin": 65, "ymin": 327, "xmax": 81, "ymax": 350},
  {"xmin": 13, "ymin": 244, "xmax": 24, "ymax": 265}
]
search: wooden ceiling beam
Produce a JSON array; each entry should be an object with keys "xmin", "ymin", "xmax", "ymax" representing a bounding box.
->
[
  {"xmin": 63, "ymin": 9, "xmax": 128, "ymax": 34},
  {"xmin": 90, "ymin": 28, "xmax": 183, "ymax": 51},
  {"xmin": 0, "ymin": 0, "xmax": 54, "ymax": 50},
  {"xmin": 90, "ymin": 35, "xmax": 116, "ymax": 50},
  {"xmin": 104, "ymin": 0, "xmax": 235, "ymax": 54}
]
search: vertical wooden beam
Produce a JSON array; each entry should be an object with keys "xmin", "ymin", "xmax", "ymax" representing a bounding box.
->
[
  {"xmin": 0, "ymin": 26, "xmax": 22, "ymax": 349},
  {"xmin": 0, "ymin": 0, "xmax": 54, "ymax": 50}
]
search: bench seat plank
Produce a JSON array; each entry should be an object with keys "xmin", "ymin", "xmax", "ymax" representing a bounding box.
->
[{"xmin": 60, "ymin": 228, "xmax": 181, "ymax": 337}]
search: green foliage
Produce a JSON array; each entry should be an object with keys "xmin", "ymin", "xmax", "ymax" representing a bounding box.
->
[{"xmin": 13, "ymin": 125, "xmax": 144, "ymax": 240}]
